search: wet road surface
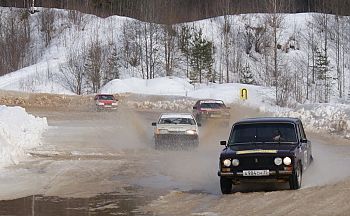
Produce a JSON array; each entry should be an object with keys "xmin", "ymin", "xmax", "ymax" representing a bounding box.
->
[{"xmin": 0, "ymin": 102, "xmax": 350, "ymax": 215}]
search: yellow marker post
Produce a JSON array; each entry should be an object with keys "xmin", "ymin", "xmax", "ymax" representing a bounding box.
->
[{"xmin": 240, "ymin": 88, "xmax": 248, "ymax": 100}]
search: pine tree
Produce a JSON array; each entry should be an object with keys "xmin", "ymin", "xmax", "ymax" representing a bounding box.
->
[
  {"xmin": 240, "ymin": 64, "xmax": 255, "ymax": 84},
  {"xmin": 315, "ymin": 47, "xmax": 331, "ymax": 103},
  {"xmin": 189, "ymin": 28, "xmax": 214, "ymax": 83},
  {"xmin": 105, "ymin": 45, "xmax": 120, "ymax": 85},
  {"xmin": 84, "ymin": 39, "xmax": 104, "ymax": 93},
  {"xmin": 179, "ymin": 25, "xmax": 192, "ymax": 78}
]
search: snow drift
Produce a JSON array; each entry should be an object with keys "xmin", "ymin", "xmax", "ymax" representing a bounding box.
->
[{"xmin": 0, "ymin": 106, "xmax": 48, "ymax": 168}]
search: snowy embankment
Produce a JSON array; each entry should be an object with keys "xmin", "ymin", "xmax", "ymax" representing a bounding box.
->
[
  {"xmin": 101, "ymin": 77, "xmax": 276, "ymax": 111},
  {"xmin": 0, "ymin": 106, "xmax": 48, "ymax": 168},
  {"xmin": 276, "ymin": 103, "xmax": 350, "ymax": 139}
]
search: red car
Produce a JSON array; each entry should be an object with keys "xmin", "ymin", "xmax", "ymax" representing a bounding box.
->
[
  {"xmin": 94, "ymin": 94, "xmax": 118, "ymax": 111},
  {"xmin": 192, "ymin": 99, "xmax": 230, "ymax": 125}
]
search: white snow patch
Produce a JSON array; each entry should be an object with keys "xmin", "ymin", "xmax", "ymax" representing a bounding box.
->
[{"xmin": 0, "ymin": 106, "xmax": 48, "ymax": 168}]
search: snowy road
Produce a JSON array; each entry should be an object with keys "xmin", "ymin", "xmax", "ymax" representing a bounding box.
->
[{"xmin": 0, "ymin": 102, "xmax": 350, "ymax": 215}]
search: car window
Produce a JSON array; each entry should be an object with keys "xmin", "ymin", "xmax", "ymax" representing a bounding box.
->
[
  {"xmin": 159, "ymin": 118, "xmax": 195, "ymax": 125},
  {"xmin": 298, "ymin": 122, "xmax": 307, "ymax": 140},
  {"xmin": 229, "ymin": 123, "xmax": 297, "ymax": 144},
  {"xmin": 98, "ymin": 95, "xmax": 114, "ymax": 100},
  {"xmin": 200, "ymin": 102, "xmax": 225, "ymax": 109}
]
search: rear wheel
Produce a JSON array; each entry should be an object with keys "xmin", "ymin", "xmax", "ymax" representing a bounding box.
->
[
  {"xmin": 220, "ymin": 177, "xmax": 232, "ymax": 194},
  {"xmin": 289, "ymin": 163, "xmax": 302, "ymax": 190}
]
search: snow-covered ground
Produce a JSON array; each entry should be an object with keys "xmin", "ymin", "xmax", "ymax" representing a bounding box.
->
[{"xmin": 0, "ymin": 106, "xmax": 48, "ymax": 168}]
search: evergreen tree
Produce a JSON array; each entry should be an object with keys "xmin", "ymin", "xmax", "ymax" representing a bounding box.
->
[
  {"xmin": 105, "ymin": 45, "xmax": 120, "ymax": 84},
  {"xmin": 189, "ymin": 28, "xmax": 214, "ymax": 83},
  {"xmin": 179, "ymin": 25, "xmax": 192, "ymax": 78},
  {"xmin": 84, "ymin": 39, "xmax": 104, "ymax": 93},
  {"xmin": 240, "ymin": 64, "xmax": 255, "ymax": 84},
  {"xmin": 315, "ymin": 47, "xmax": 331, "ymax": 103}
]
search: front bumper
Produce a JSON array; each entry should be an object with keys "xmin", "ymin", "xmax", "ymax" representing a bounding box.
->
[
  {"xmin": 96, "ymin": 105, "xmax": 118, "ymax": 110},
  {"xmin": 218, "ymin": 170, "xmax": 292, "ymax": 183},
  {"xmin": 155, "ymin": 134, "xmax": 199, "ymax": 146}
]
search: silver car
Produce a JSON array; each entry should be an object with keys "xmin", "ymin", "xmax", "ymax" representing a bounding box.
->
[{"xmin": 151, "ymin": 113, "xmax": 200, "ymax": 149}]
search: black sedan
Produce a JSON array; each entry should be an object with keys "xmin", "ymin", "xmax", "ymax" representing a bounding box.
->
[{"xmin": 218, "ymin": 117, "xmax": 313, "ymax": 194}]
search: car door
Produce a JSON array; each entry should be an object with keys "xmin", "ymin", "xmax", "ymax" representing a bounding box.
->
[{"xmin": 297, "ymin": 122, "xmax": 311, "ymax": 169}]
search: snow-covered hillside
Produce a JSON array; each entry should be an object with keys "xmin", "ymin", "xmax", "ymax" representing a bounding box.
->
[{"xmin": 0, "ymin": 7, "xmax": 348, "ymax": 103}]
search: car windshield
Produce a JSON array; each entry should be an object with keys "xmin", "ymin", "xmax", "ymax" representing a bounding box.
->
[
  {"xmin": 159, "ymin": 117, "xmax": 195, "ymax": 125},
  {"xmin": 98, "ymin": 95, "xmax": 114, "ymax": 100},
  {"xmin": 229, "ymin": 123, "xmax": 297, "ymax": 144},
  {"xmin": 200, "ymin": 102, "xmax": 225, "ymax": 109}
]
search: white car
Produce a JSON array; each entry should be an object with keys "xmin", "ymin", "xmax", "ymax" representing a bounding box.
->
[{"xmin": 151, "ymin": 113, "xmax": 200, "ymax": 149}]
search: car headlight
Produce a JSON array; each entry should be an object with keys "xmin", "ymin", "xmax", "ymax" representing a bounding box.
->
[
  {"xmin": 156, "ymin": 129, "xmax": 168, "ymax": 134},
  {"xmin": 97, "ymin": 102, "xmax": 104, "ymax": 106},
  {"xmin": 274, "ymin": 157, "xmax": 282, "ymax": 166},
  {"xmin": 186, "ymin": 130, "xmax": 197, "ymax": 135},
  {"xmin": 223, "ymin": 159, "xmax": 231, "ymax": 167},
  {"xmin": 112, "ymin": 102, "xmax": 118, "ymax": 106},
  {"xmin": 283, "ymin": 157, "xmax": 292, "ymax": 165},
  {"xmin": 232, "ymin": 159, "xmax": 239, "ymax": 166}
]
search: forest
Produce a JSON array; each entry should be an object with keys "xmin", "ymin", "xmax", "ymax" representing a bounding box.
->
[{"xmin": 1, "ymin": 0, "xmax": 350, "ymax": 23}]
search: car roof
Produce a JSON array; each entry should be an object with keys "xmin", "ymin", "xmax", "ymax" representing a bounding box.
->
[
  {"xmin": 198, "ymin": 99, "xmax": 224, "ymax": 104},
  {"xmin": 96, "ymin": 94, "xmax": 114, "ymax": 96},
  {"xmin": 234, "ymin": 117, "xmax": 300, "ymax": 124},
  {"xmin": 160, "ymin": 113, "xmax": 194, "ymax": 119}
]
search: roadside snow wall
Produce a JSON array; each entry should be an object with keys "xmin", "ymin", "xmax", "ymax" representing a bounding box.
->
[{"xmin": 0, "ymin": 106, "xmax": 48, "ymax": 168}]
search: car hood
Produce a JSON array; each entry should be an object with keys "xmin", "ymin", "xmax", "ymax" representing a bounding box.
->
[
  {"xmin": 157, "ymin": 124, "xmax": 197, "ymax": 132},
  {"xmin": 221, "ymin": 143, "xmax": 296, "ymax": 157}
]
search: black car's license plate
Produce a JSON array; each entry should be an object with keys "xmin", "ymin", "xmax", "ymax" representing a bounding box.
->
[{"xmin": 243, "ymin": 170, "xmax": 269, "ymax": 176}]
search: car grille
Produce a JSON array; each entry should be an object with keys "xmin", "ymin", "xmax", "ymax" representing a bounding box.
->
[{"xmin": 238, "ymin": 156, "xmax": 276, "ymax": 169}]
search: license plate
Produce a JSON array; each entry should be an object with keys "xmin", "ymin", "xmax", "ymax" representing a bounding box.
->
[
  {"xmin": 104, "ymin": 105, "xmax": 112, "ymax": 108},
  {"xmin": 243, "ymin": 170, "xmax": 269, "ymax": 176}
]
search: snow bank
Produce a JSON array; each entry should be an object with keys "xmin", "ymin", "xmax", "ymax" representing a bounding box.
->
[
  {"xmin": 0, "ymin": 106, "xmax": 48, "ymax": 168},
  {"xmin": 275, "ymin": 103, "xmax": 350, "ymax": 138},
  {"xmin": 127, "ymin": 99, "xmax": 196, "ymax": 111},
  {"xmin": 100, "ymin": 77, "xmax": 194, "ymax": 96},
  {"xmin": 102, "ymin": 77, "xmax": 277, "ymax": 110}
]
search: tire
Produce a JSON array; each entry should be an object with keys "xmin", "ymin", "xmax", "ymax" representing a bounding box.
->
[
  {"xmin": 289, "ymin": 163, "xmax": 302, "ymax": 190},
  {"xmin": 220, "ymin": 177, "xmax": 232, "ymax": 194},
  {"xmin": 196, "ymin": 115, "xmax": 202, "ymax": 125}
]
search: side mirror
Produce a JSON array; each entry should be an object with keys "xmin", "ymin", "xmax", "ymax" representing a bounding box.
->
[
  {"xmin": 193, "ymin": 106, "xmax": 197, "ymax": 110},
  {"xmin": 152, "ymin": 122, "xmax": 157, "ymax": 126},
  {"xmin": 301, "ymin": 138, "xmax": 308, "ymax": 143},
  {"xmin": 197, "ymin": 123, "xmax": 202, "ymax": 127},
  {"xmin": 220, "ymin": 140, "xmax": 227, "ymax": 146}
]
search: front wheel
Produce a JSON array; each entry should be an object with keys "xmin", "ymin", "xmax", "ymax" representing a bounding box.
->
[
  {"xmin": 220, "ymin": 177, "xmax": 232, "ymax": 194},
  {"xmin": 289, "ymin": 163, "xmax": 302, "ymax": 190}
]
